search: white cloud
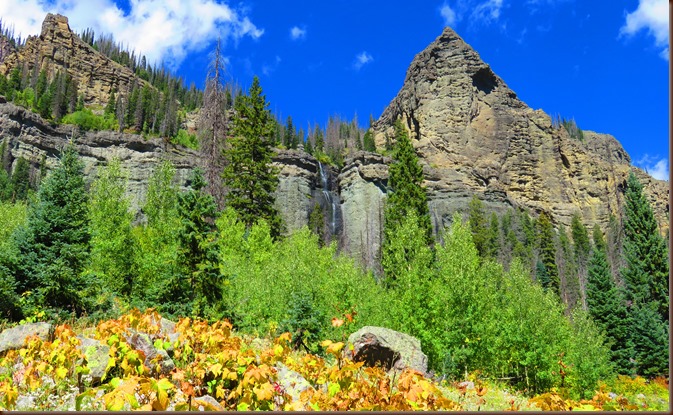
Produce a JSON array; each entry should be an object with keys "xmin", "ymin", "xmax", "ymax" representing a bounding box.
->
[
  {"xmin": 0, "ymin": 0, "xmax": 264, "ymax": 69},
  {"xmin": 290, "ymin": 26, "xmax": 306, "ymax": 40},
  {"xmin": 262, "ymin": 55, "xmax": 281, "ymax": 76},
  {"xmin": 472, "ymin": 0, "xmax": 503, "ymax": 22},
  {"xmin": 437, "ymin": 0, "xmax": 504, "ymax": 27},
  {"xmin": 440, "ymin": 3, "xmax": 457, "ymax": 27},
  {"xmin": 620, "ymin": 0, "xmax": 669, "ymax": 60},
  {"xmin": 353, "ymin": 51, "xmax": 373, "ymax": 70},
  {"xmin": 635, "ymin": 154, "xmax": 669, "ymax": 181}
]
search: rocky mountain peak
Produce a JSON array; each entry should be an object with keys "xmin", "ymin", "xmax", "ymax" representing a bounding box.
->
[
  {"xmin": 0, "ymin": 13, "xmax": 144, "ymax": 108},
  {"xmin": 372, "ymin": 27, "xmax": 668, "ymax": 235}
]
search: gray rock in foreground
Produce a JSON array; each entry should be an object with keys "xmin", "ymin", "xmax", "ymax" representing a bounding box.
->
[{"xmin": 0, "ymin": 322, "xmax": 53, "ymax": 354}]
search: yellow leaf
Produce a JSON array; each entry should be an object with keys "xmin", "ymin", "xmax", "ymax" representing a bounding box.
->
[
  {"xmin": 320, "ymin": 340, "xmax": 333, "ymax": 348},
  {"xmin": 326, "ymin": 342, "xmax": 345, "ymax": 356},
  {"xmin": 273, "ymin": 344, "xmax": 284, "ymax": 356},
  {"xmin": 55, "ymin": 367, "xmax": 68, "ymax": 380},
  {"xmin": 254, "ymin": 382, "xmax": 275, "ymax": 401}
]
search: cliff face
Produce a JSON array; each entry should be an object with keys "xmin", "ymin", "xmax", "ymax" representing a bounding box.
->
[
  {"xmin": 0, "ymin": 102, "xmax": 193, "ymax": 214},
  {"xmin": 372, "ymin": 27, "xmax": 668, "ymax": 235},
  {"xmin": 0, "ymin": 14, "xmax": 142, "ymax": 108}
]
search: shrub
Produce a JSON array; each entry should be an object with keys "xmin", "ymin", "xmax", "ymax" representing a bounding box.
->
[{"xmin": 61, "ymin": 108, "xmax": 117, "ymax": 131}]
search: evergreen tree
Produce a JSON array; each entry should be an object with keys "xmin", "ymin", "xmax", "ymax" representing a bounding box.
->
[
  {"xmin": 382, "ymin": 119, "xmax": 431, "ymax": 285},
  {"xmin": 10, "ymin": 157, "xmax": 31, "ymax": 201},
  {"xmin": 12, "ymin": 146, "xmax": 90, "ymax": 315},
  {"xmin": 88, "ymin": 158, "xmax": 136, "ymax": 296},
  {"xmin": 536, "ymin": 212, "xmax": 559, "ymax": 295},
  {"xmin": 558, "ymin": 225, "xmax": 580, "ymax": 310},
  {"xmin": 571, "ymin": 213, "xmax": 591, "ymax": 306},
  {"xmin": 485, "ymin": 212, "xmax": 499, "ymax": 259},
  {"xmin": 314, "ymin": 125, "xmax": 324, "ymax": 154},
  {"xmin": 629, "ymin": 302, "xmax": 669, "ymax": 377},
  {"xmin": 383, "ymin": 119, "xmax": 431, "ymax": 242},
  {"xmin": 105, "ymin": 89, "xmax": 117, "ymax": 116},
  {"xmin": 307, "ymin": 202, "xmax": 325, "ymax": 245},
  {"xmin": 284, "ymin": 116, "xmax": 295, "ymax": 148},
  {"xmin": 468, "ymin": 195, "xmax": 488, "ymax": 258},
  {"xmin": 621, "ymin": 171, "xmax": 669, "ymax": 321},
  {"xmin": 176, "ymin": 168, "xmax": 221, "ymax": 316},
  {"xmin": 222, "ymin": 76, "xmax": 282, "ymax": 238},
  {"xmin": 586, "ymin": 240, "xmax": 632, "ymax": 374},
  {"xmin": 362, "ymin": 129, "xmax": 376, "ymax": 152}
]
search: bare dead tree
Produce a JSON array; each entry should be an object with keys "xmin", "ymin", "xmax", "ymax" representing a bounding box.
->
[{"xmin": 198, "ymin": 37, "xmax": 229, "ymax": 208}]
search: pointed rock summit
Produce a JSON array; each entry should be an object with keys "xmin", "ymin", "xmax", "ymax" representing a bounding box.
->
[
  {"xmin": 0, "ymin": 13, "xmax": 143, "ymax": 108},
  {"xmin": 372, "ymin": 27, "xmax": 668, "ymax": 234}
]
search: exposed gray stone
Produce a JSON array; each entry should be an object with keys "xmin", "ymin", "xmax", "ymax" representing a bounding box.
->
[
  {"xmin": 77, "ymin": 336, "xmax": 110, "ymax": 384},
  {"xmin": 0, "ymin": 322, "xmax": 53, "ymax": 353},
  {"xmin": 275, "ymin": 362, "xmax": 313, "ymax": 405}
]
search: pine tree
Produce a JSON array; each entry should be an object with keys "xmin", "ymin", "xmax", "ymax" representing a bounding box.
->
[
  {"xmin": 571, "ymin": 213, "xmax": 591, "ymax": 304},
  {"xmin": 222, "ymin": 76, "xmax": 283, "ymax": 238},
  {"xmin": 485, "ymin": 212, "xmax": 499, "ymax": 259},
  {"xmin": 621, "ymin": 172, "xmax": 668, "ymax": 320},
  {"xmin": 12, "ymin": 145, "xmax": 90, "ymax": 315},
  {"xmin": 284, "ymin": 116, "xmax": 295, "ymax": 148},
  {"xmin": 586, "ymin": 238, "xmax": 632, "ymax": 374},
  {"xmin": 558, "ymin": 225, "xmax": 580, "ymax": 310},
  {"xmin": 536, "ymin": 212, "xmax": 559, "ymax": 295}
]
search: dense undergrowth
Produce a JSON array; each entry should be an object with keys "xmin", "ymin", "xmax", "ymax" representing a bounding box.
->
[{"xmin": 0, "ymin": 309, "xmax": 668, "ymax": 411}]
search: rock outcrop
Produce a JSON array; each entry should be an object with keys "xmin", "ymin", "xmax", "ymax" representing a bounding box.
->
[
  {"xmin": 0, "ymin": 14, "xmax": 143, "ymax": 108},
  {"xmin": 0, "ymin": 322, "xmax": 53, "ymax": 354},
  {"xmin": 372, "ymin": 27, "xmax": 668, "ymax": 235}
]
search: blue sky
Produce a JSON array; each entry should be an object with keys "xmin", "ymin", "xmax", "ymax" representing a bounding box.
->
[{"xmin": 1, "ymin": 0, "xmax": 669, "ymax": 180}]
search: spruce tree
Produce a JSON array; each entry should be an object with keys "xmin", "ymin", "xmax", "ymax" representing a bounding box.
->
[
  {"xmin": 536, "ymin": 212, "xmax": 559, "ymax": 295},
  {"xmin": 468, "ymin": 195, "xmax": 488, "ymax": 258},
  {"xmin": 176, "ymin": 168, "xmax": 220, "ymax": 316},
  {"xmin": 10, "ymin": 157, "xmax": 31, "ymax": 201},
  {"xmin": 13, "ymin": 145, "xmax": 90, "ymax": 315},
  {"xmin": 222, "ymin": 76, "xmax": 282, "ymax": 238},
  {"xmin": 621, "ymin": 171, "xmax": 669, "ymax": 321},
  {"xmin": 382, "ymin": 119, "xmax": 431, "ymax": 285},
  {"xmin": 383, "ymin": 119, "xmax": 431, "ymax": 242},
  {"xmin": 586, "ymin": 238, "xmax": 632, "ymax": 374}
]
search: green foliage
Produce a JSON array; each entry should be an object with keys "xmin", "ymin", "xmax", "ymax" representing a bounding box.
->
[
  {"xmin": 12, "ymin": 146, "xmax": 91, "ymax": 316},
  {"xmin": 87, "ymin": 158, "xmax": 136, "ymax": 297},
  {"xmin": 381, "ymin": 211, "xmax": 433, "ymax": 289},
  {"xmin": 280, "ymin": 291, "xmax": 325, "ymax": 353},
  {"xmin": 586, "ymin": 245, "xmax": 632, "ymax": 374},
  {"xmin": 621, "ymin": 171, "xmax": 668, "ymax": 320},
  {"xmin": 0, "ymin": 201, "xmax": 27, "ymax": 320},
  {"xmin": 382, "ymin": 119, "xmax": 431, "ymax": 285},
  {"xmin": 536, "ymin": 212, "xmax": 558, "ymax": 294},
  {"xmin": 362, "ymin": 129, "xmax": 376, "ymax": 152},
  {"xmin": 175, "ymin": 168, "xmax": 221, "ymax": 317},
  {"xmin": 216, "ymin": 208, "xmax": 386, "ymax": 340},
  {"xmin": 10, "ymin": 157, "xmax": 32, "ymax": 201},
  {"xmin": 133, "ymin": 161, "xmax": 181, "ymax": 315},
  {"xmin": 558, "ymin": 225, "xmax": 580, "ymax": 310},
  {"xmin": 629, "ymin": 303, "xmax": 669, "ymax": 377},
  {"xmin": 171, "ymin": 129, "xmax": 198, "ymax": 149},
  {"xmin": 61, "ymin": 108, "xmax": 117, "ymax": 131},
  {"xmin": 222, "ymin": 76, "xmax": 282, "ymax": 238},
  {"xmin": 468, "ymin": 195, "xmax": 489, "ymax": 258},
  {"xmin": 307, "ymin": 202, "xmax": 325, "ymax": 245}
]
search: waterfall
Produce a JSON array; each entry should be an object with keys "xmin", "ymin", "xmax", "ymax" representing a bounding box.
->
[{"xmin": 317, "ymin": 161, "xmax": 342, "ymax": 238}]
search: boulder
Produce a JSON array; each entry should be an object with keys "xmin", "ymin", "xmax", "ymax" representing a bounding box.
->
[
  {"xmin": 125, "ymin": 331, "xmax": 175, "ymax": 375},
  {"xmin": 77, "ymin": 336, "xmax": 110, "ymax": 384},
  {"xmin": 345, "ymin": 326, "xmax": 428, "ymax": 375},
  {"xmin": 0, "ymin": 322, "xmax": 53, "ymax": 353},
  {"xmin": 275, "ymin": 362, "xmax": 313, "ymax": 405}
]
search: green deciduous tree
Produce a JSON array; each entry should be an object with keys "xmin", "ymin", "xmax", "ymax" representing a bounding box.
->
[
  {"xmin": 222, "ymin": 76, "xmax": 282, "ymax": 238},
  {"xmin": 88, "ymin": 158, "xmax": 136, "ymax": 297}
]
